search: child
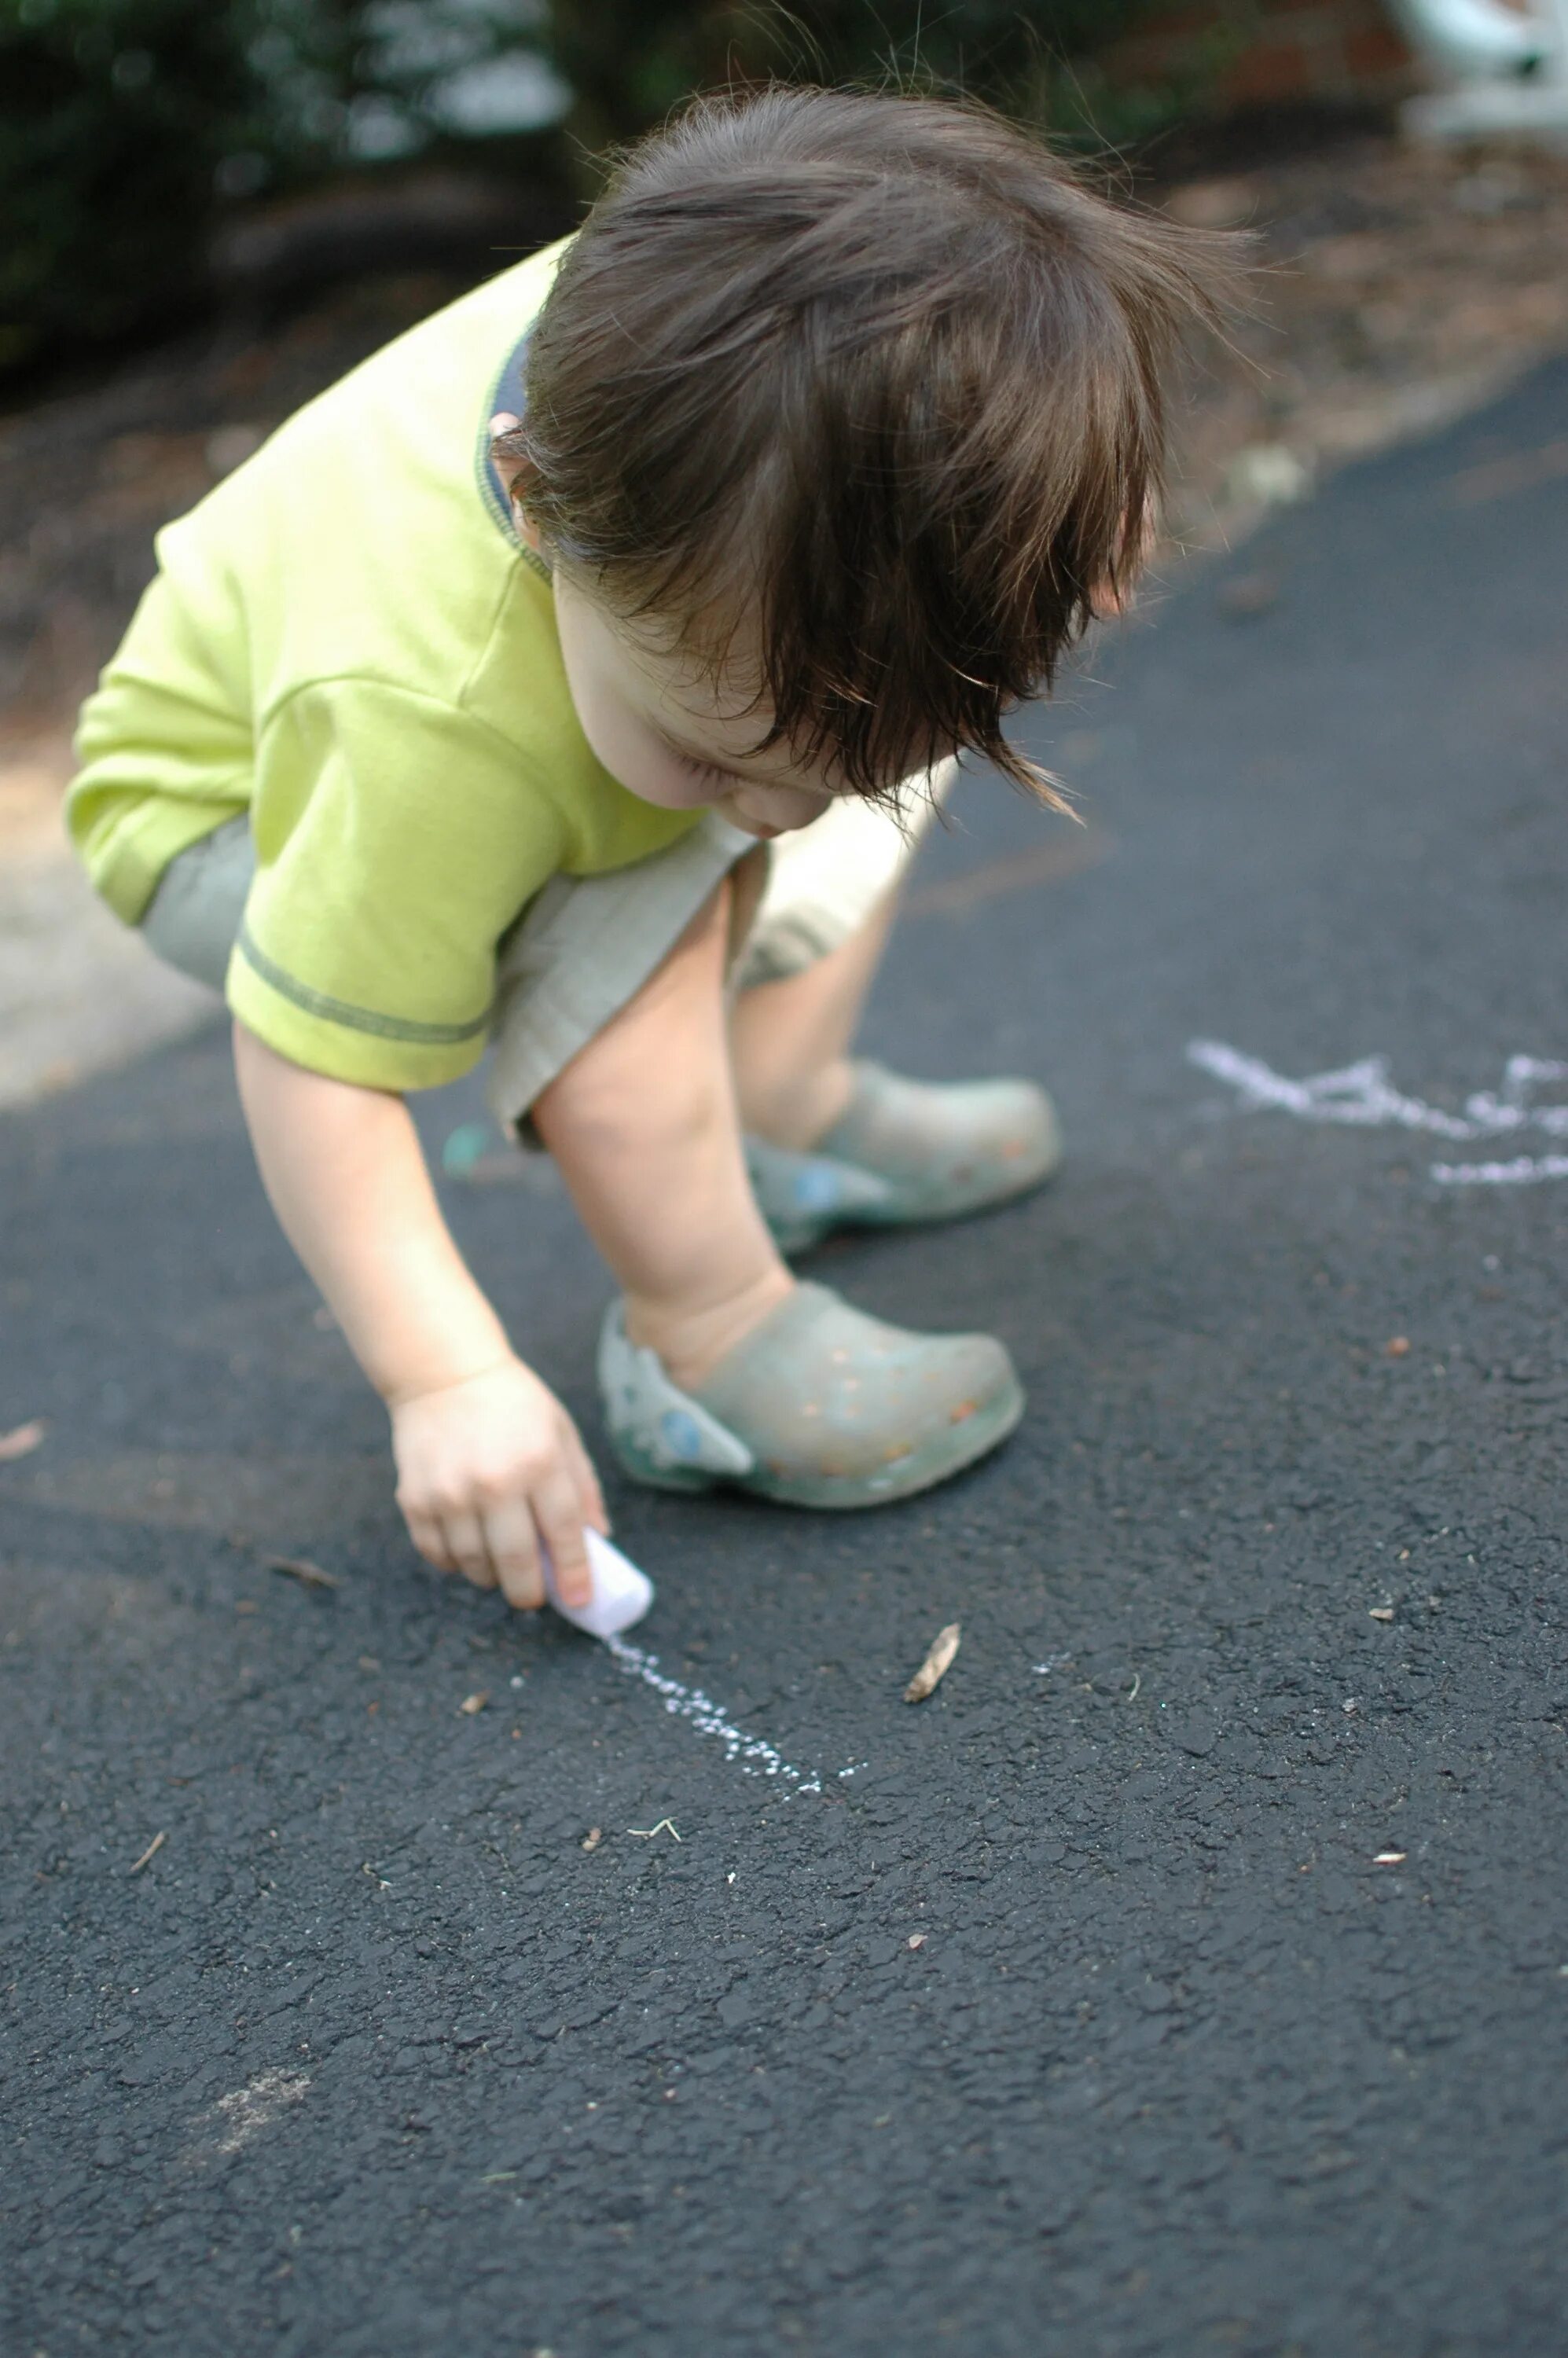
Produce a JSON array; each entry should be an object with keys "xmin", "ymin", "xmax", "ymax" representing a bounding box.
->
[{"xmin": 67, "ymin": 86, "xmax": 1225, "ymax": 1618}]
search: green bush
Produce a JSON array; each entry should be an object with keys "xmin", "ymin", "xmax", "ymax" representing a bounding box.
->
[
  {"xmin": 1, "ymin": 0, "xmax": 259, "ymax": 369},
  {"xmin": 1, "ymin": 0, "xmax": 1160, "ymax": 380},
  {"xmin": 0, "ymin": 0, "xmax": 566, "ymax": 373},
  {"xmin": 544, "ymin": 1, "xmax": 1154, "ymax": 157}
]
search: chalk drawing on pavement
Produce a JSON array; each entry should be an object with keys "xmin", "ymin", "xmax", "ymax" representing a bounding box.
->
[
  {"xmin": 605, "ymin": 1636, "xmax": 864, "ymax": 1797},
  {"xmin": 1188, "ymin": 1041, "xmax": 1568, "ymax": 1188},
  {"xmin": 185, "ymin": 2069, "xmax": 311, "ymax": 2169}
]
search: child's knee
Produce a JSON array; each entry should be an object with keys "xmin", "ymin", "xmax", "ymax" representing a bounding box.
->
[
  {"xmin": 534, "ymin": 878, "xmax": 743, "ymax": 1170},
  {"xmin": 538, "ymin": 1043, "xmax": 732, "ymax": 1166}
]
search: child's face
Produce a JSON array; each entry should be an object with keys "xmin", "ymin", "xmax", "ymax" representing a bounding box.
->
[
  {"xmin": 495, "ymin": 428, "xmax": 895, "ymax": 838},
  {"xmin": 549, "ymin": 564, "xmax": 841, "ymax": 840}
]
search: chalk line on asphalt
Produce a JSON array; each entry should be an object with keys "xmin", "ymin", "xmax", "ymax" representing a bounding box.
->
[
  {"xmin": 185, "ymin": 2069, "xmax": 311, "ymax": 2169},
  {"xmin": 605, "ymin": 1637, "xmax": 864, "ymax": 1797},
  {"xmin": 1188, "ymin": 1041, "xmax": 1568, "ymax": 1186},
  {"xmin": 1428, "ymin": 1153, "xmax": 1568, "ymax": 1188}
]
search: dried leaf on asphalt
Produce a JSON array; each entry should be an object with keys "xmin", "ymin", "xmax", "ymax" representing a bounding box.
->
[
  {"xmin": 267, "ymin": 1555, "xmax": 340, "ymax": 1590},
  {"xmin": 459, "ymin": 1691, "xmax": 489, "ymax": 1715},
  {"xmin": 1369, "ymin": 1606, "xmax": 1395, "ymax": 1622},
  {"xmin": 0, "ymin": 1419, "xmax": 46, "ymax": 1463},
  {"xmin": 129, "ymin": 1831, "xmax": 167, "ymax": 1875},
  {"xmin": 904, "ymin": 1622, "xmax": 960, "ymax": 1703}
]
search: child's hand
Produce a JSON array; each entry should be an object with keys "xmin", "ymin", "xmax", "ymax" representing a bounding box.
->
[{"xmin": 389, "ymin": 1357, "xmax": 609, "ymax": 1612}]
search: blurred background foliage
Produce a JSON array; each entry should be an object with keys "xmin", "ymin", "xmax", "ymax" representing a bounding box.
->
[{"xmin": 1, "ymin": 0, "xmax": 1183, "ymax": 381}]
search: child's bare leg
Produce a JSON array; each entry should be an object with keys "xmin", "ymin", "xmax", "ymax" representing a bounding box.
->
[
  {"xmin": 539, "ymin": 875, "xmax": 1025, "ymax": 1505},
  {"xmin": 729, "ymin": 890, "xmax": 898, "ymax": 1150},
  {"xmin": 531, "ymin": 880, "xmax": 793, "ymax": 1393},
  {"xmin": 731, "ymin": 879, "xmax": 1062, "ymax": 1247}
]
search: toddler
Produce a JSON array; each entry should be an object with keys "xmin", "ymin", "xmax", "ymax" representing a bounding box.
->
[{"xmin": 68, "ymin": 86, "xmax": 1224, "ymax": 1616}]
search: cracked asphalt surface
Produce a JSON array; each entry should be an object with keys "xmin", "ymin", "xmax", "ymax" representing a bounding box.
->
[{"xmin": 4, "ymin": 358, "xmax": 1568, "ymax": 2358}]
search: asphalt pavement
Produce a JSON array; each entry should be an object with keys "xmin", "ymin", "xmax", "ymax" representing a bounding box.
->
[{"xmin": 4, "ymin": 358, "xmax": 1567, "ymax": 2358}]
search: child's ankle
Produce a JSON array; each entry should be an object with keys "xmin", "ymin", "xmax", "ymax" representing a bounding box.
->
[
  {"xmin": 624, "ymin": 1265, "xmax": 795, "ymax": 1392},
  {"xmin": 742, "ymin": 1056, "xmax": 855, "ymax": 1154}
]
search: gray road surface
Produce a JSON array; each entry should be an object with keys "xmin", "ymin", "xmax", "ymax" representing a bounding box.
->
[{"xmin": 3, "ymin": 359, "xmax": 1567, "ymax": 2358}]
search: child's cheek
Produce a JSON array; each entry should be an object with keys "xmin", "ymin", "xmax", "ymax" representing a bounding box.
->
[
  {"xmin": 598, "ymin": 733, "xmax": 712, "ymax": 813},
  {"xmin": 572, "ymin": 700, "xmax": 677, "ymax": 806}
]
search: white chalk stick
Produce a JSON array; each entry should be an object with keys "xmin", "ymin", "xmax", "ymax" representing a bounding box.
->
[{"xmin": 542, "ymin": 1528, "xmax": 655, "ymax": 1640}]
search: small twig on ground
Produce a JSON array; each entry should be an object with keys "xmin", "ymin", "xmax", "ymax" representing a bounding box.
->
[
  {"xmin": 129, "ymin": 1830, "xmax": 167, "ymax": 1875},
  {"xmin": 0, "ymin": 1419, "xmax": 46, "ymax": 1463},
  {"xmin": 266, "ymin": 1555, "xmax": 340, "ymax": 1589},
  {"xmin": 628, "ymin": 1819, "xmax": 682, "ymax": 1841},
  {"xmin": 905, "ymin": 1623, "xmax": 960, "ymax": 1703}
]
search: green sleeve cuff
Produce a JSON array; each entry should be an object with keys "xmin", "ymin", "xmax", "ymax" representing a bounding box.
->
[
  {"xmin": 69, "ymin": 790, "xmax": 252, "ymax": 927},
  {"xmin": 226, "ymin": 927, "xmax": 490, "ymax": 1093}
]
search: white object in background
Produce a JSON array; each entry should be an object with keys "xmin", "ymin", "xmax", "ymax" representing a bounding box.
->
[
  {"xmin": 1393, "ymin": 0, "xmax": 1568, "ymax": 141},
  {"xmin": 1391, "ymin": 0, "xmax": 1546, "ymax": 75},
  {"xmin": 543, "ymin": 1527, "xmax": 655, "ymax": 1640}
]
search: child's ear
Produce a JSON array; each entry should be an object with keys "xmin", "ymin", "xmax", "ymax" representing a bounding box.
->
[
  {"xmin": 1092, "ymin": 501, "xmax": 1158, "ymax": 618},
  {"xmin": 487, "ymin": 411, "xmax": 544, "ymax": 550}
]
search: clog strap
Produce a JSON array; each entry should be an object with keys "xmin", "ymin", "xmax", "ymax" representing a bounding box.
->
[
  {"xmin": 744, "ymin": 1136, "xmax": 894, "ymax": 1225},
  {"xmin": 597, "ymin": 1302, "xmax": 756, "ymax": 1478}
]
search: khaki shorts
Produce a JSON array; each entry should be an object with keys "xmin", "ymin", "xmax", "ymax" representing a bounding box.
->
[{"xmin": 141, "ymin": 762, "xmax": 953, "ymax": 1140}]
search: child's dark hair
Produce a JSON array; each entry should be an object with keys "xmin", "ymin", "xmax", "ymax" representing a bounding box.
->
[{"xmin": 502, "ymin": 85, "xmax": 1238, "ymax": 804}]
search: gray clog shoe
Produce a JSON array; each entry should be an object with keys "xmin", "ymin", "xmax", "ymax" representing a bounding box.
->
[
  {"xmin": 597, "ymin": 1280, "xmax": 1023, "ymax": 1510},
  {"xmin": 746, "ymin": 1060, "xmax": 1062, "ymax": 1254}
]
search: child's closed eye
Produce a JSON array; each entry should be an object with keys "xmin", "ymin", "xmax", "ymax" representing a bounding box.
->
[{"xmin": 675, "ymin": 754, "xmax": 736, "ymax": 790}]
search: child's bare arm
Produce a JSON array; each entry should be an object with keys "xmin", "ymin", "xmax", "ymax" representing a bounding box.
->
[{"xmin": 231, "ymin": 1020, "xmax": 604, "ymax": 1609}]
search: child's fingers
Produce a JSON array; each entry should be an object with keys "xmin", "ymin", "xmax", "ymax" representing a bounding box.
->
[
  {"xmin": 563, "ymin": 1422, "xmax": 611, "ymax": 1537},
  {"xmin": 480, "ymin": 1496, "xmax": 547, "ymax": 1612},
  {"xmin": 531, "ymin": 1463, "xmax": 593, "ymax": 1610},
  {"xmin": 438, "ymin": 1509, "xmax": 498, "ymax": 1590},
  {"xmin": 401, "ymin": 1504, "xmax": 454, "ymax": 1574}
]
